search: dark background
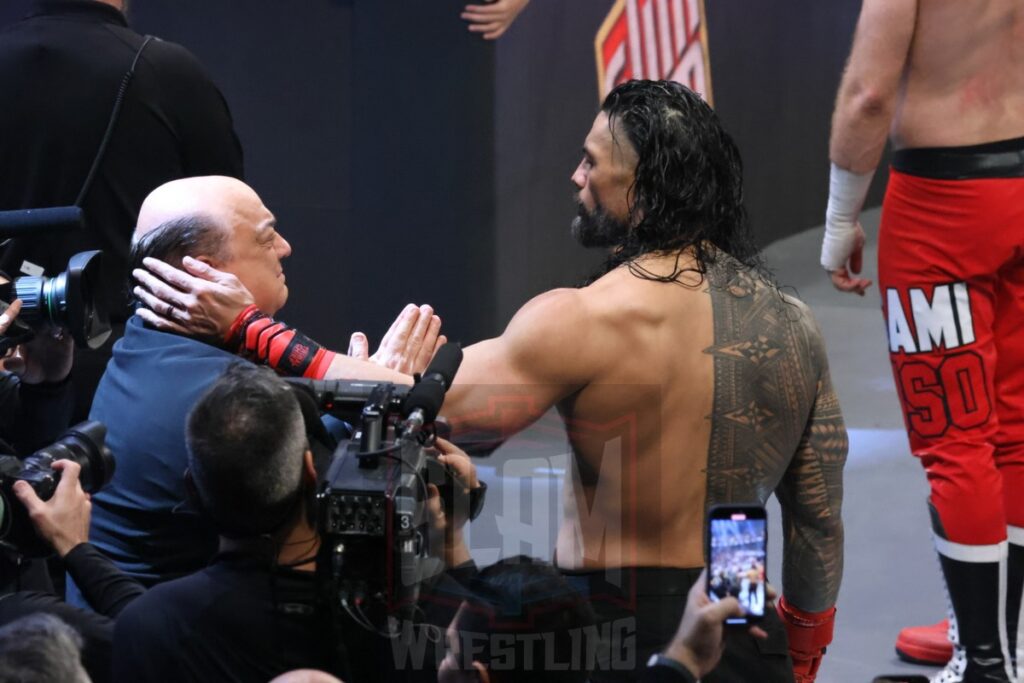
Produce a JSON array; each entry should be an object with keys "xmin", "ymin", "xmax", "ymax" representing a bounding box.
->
[{"xmin": 0, "ymin": 0, "xmax": 882, "ymax": 346}]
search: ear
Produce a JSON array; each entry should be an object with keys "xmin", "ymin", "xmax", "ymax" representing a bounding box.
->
[
  {"xmin": 194, "ymin": 255, "xmax": 222, "ymax": 269},
  {"xmin": 302, "ymin": 450, "xmax": 316, "ymax": 486}
]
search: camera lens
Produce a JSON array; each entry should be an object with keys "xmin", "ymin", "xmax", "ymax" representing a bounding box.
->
[{"xmin": 29, "ymin": 421, "xmax": 115, "ymax": 494}]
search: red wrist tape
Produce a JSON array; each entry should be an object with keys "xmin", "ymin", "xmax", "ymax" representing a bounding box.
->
[
  {"xmin": 776, "ymin": 596, "xmax": 836, "ymax": 683},
  {"xmin": 224, "ymin": 305, "xmax": 336, "ymax": 379}
]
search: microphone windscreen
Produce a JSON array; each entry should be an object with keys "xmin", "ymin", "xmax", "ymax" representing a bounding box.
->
[
  {"xmin": 422, "ymin": 342, "xmax": 463, "ymax": 387},
  {"xmin": 0, "ymin": 207, "xmax": 84, "ymax": 239}
]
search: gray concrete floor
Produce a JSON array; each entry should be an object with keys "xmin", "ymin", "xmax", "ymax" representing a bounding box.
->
[{"xmin": 464, "ymin": 208, "xmax": 944, "ymax": 682}]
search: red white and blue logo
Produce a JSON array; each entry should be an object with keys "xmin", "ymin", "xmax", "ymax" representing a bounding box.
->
[{"xmin": 595, "ymin": 0, "xmax": 713, "ymax": 103}]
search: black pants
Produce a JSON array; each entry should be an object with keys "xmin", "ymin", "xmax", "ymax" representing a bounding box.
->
[{"xmin": 559, "ymin": 566, "xmax": 794, "ymax": 683}]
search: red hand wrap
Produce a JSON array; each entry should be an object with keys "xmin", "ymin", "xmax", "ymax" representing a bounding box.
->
[
  {"xmin": 776, "ymin": 596, "xmax": 836, "ymax": 683},
  {"xmin": 224, "ymin": 305, "xmax": 336, "ymax": 379}
]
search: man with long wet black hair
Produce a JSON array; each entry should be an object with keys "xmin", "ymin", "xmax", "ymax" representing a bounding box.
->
[{"xmin": 444, "ymin": 79, "xmax": 848, "ymax": 683}]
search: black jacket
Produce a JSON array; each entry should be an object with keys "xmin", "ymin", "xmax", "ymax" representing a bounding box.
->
[{"xmin": 0, "ymin": 0, "xmax": 244, "ymax": 319}]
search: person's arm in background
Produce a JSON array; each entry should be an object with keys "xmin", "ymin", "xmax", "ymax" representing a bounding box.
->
[
  {"xmin": 461, "ymin": 0, "xmax": 530, "ymax": 40},
  {"xmin": 822, "ymin": 0, "xmax": 917, "ymax": 295},
  {"xmin": 772, "ymin": 332, "xmax": 847, "ymax": 683},
  {"xmin": 13, "ymin": 461, "xmax": 146, "ymax": 617}
]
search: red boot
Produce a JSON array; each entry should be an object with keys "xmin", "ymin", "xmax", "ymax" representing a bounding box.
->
[{"xmin": 895, "ymin": 619, "xmax": 953, "ymax": 666}]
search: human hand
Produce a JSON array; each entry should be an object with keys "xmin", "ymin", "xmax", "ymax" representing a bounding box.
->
[
  {"xmin": 461, "ymin": 0, "xmax": 530, "ymax": 40},
  {"xmin": 826, "ymin": 222, "xmax": 872, "ymax": 296},
  {"xmin": 1, "ymin": 299, "xmax": 73, "ymax": 384},
  {"xmin": 426, "ymin": 439, "xmax": 479, "ymax": 566},
  {"xmin": 662, "ymin": 570, "xmax": 770, "ymax": 678},
  {"xmin": 133, "ymin": 256, "xmax": 255, "ymax": 338},
  {"xmin": 347, "ymin": 304, "xmax": 446, "ymax": 375},
  {"xmin": 0, "ymin": 299, "xmax": 22, "ymax": 335},
  {"xmin": 12, "ymin": 460, "xmax": 92, "ymax": 558}
]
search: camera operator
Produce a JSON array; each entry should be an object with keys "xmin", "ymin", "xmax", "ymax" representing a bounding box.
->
[
  {"xmin": 0, "ymin": 457, "xmax": 146, "ymax": 683},
  {"xmin": 112, "ymin": 362, "xmax": 483, "ymax": 683},
  {"xmin": 0, "ymin": 296, "xmax": 76, "ymax": 597},
  {"xmin": 0, "ymin": 297, "xmax": 75, "ymax": 458}
]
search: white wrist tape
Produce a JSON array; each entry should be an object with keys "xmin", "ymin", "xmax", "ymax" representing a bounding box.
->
[{"xmin": 821, "ymin": 163, "xmax": 875, "ymax": 271}]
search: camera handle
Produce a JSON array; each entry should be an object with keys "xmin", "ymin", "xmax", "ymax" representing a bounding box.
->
[{"xmin": 356, "ymin": 384, "xmax": 396, "ymax": 468}]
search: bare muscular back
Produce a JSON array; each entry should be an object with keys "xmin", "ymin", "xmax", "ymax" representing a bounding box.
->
[
  {"xmin": 894, "ymin": 0, "xmax": 1024, "ymax": 148},
  {"xmin": 450, "ymin": 251, "xmax": 846, "ymax": 610}
]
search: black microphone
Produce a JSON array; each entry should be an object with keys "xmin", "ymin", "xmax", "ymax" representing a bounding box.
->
[
  {"xmin": 0, "ymin": 207, "xmax": 85, "ymax": 240},
  {"xmin": 403, "ymin": 342, "xmax": 463, "ymax": 431}
]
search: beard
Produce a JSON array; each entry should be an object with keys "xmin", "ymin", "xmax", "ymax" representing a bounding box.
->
[{"xmin": 571, "ymin": 199, "xmax": 629, "ymax": 248}]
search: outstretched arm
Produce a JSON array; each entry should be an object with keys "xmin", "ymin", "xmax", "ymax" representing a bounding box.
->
[
  {"xmin": 444, "ymin": 288, "xmax": 596, "ymax": 443},
  {"xmin": 133, "ymin": 256, "xmax": 443, "ymax": 378}
]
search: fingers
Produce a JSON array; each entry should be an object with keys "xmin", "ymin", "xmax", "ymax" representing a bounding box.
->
[
  {"xmin": 749, "ymin": 625, "xmax": 769, "ymax": 640},
  {"xmin": 829, "ymin": 269, "xmax": 872, "ymax": 296},
  {"xmin": 377, "ymin": 304, "xmax": 420, "ymax": 363},
  {"xmin": 406, "ymin": 308, "xmax": 438, "ymax": 373},
  {"xmin": 136, "ymin": 307, "xmax": 190, "ymax": 335},
  {"xmin": 140, "ymin": 257, "xmax": 200, "ymax": 292},
  {"xmin": 51, "ymin": 459, "xmax": 82, "ymax": 479},
  {"xmin": 12, "ymin": 479, "xmax": 45, "ymax": 514},
  {"xmin": 0, "ymin": 299, "xmax": 22, "ymax": 334},
  {"xmin": 463, "ymin": 4, "xmax": 507, "ymax": 19},
  {"xmin": 404, "ymin": 306, "xmax": 435, "ymax": 372},
  {"xmin": 348, "ymin": 332, "xmax": 369, "ymax": 360},
  {"xmin": 181, "ymin": 255, "xmax": 224, "ymax": 282},
  {"xmin": 850, "ymin": 246, "xmax": 863, "ymax": 275},
  {"xmin": 1, "ymin": 353, "xmax": 25, "ymax": 375},
  {"xmin": 133, "ymin": 268, "xmax": 191, "ymax": 309},
  {"xmin": 702, "ymin": 596, "xmax": 744, "ymax": 623}
]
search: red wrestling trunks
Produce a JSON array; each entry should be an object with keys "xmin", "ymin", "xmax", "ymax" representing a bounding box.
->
[{"xmin": 879, "ymin": 137, "xmax": 1024, "ymax": 545}]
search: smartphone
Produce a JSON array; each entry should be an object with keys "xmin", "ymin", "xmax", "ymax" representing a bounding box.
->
[{"xmin": 706, "ymin": 504, "xmax": 768, "ymax": 624}]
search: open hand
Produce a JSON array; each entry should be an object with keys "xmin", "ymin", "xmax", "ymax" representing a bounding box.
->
[
  {"xmin": 134, "ymin": 256, "xmax": 254, "ymax": 338},
  {"xmin": 461, "ymin": 0, "xmax": 530, "ymax": 40},
  {"xmin": 347, "ymin": 304, "xmax": 446, "ymax": 375}
]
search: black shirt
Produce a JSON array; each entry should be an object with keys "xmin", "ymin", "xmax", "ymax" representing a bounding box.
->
[
  {"xmin": 0, "ymin": 542, "xmax": 146, "ymax": 683},
  {"xmin": 112, "ymin": 551, "xmax": 341, "ymax": 683},
  {"xmin": 0, "ymin": 0, "xmax": 244, "ymax": 319}
]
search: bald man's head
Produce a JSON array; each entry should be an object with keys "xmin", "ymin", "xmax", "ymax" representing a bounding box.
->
[{"xmin": 131, "ymin": 177, "xmax": 292, "ymax": 317}]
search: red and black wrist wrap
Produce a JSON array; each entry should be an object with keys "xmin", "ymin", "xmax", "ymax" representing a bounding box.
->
[
  {"xmin": 776, "ymin": 596, "xmax": 836, "ymax": 683},
  {"xmin": 224, "ymin": 305, "xmax": 336, "ymax": 379}
]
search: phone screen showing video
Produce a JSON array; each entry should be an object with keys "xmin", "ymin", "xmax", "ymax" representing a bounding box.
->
[{"xmin": 708, "ymin": 511, "xmax": 767, "ymax": 623}]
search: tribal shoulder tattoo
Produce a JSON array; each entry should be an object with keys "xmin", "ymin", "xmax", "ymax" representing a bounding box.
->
[{"xmin": 703, "ymin": 256, "xmax": 847, "ymax": 612}]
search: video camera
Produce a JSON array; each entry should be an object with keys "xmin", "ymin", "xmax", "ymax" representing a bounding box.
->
[
  {"xmin": 0, "ymin": 420, "xmax": 114, "ymax": 557},
  {"xmin": 0, "ymin": 207, "xmax": 112, "ymax": 354},
  {"xmin": 287, "ymin": 343, "xmax": 479, "ymax": 631}
]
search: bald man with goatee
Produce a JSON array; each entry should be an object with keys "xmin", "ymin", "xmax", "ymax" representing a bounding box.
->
[{"xmin": 67, "ymin": 176, "xmax": 440, "ymax": 606}]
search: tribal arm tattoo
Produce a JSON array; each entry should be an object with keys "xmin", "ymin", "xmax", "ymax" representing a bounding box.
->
[
  {"xmin": 704, "ymin": 258, "xmax": 847, "ymax": 613},
  {"xmin": 775, "ymin": 356, "xmax": 847, "ymax": 612}
]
